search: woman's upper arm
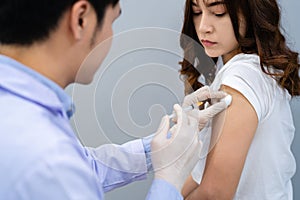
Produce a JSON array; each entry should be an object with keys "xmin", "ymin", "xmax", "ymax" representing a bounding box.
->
[
  {"xmin": 186, "ymin": 85, "xmax": 258, "ymax": 200},
  {"xmin": 182, "ymin": 175, "xmax": 199, "ymax": 198}
]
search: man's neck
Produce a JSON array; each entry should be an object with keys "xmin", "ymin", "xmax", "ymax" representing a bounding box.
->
[{"xmin": 0, "ymin": 42, "xmax": 71, "ymax": 88}]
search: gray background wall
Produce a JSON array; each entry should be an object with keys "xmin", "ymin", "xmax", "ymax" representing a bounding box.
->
[
  {"xmin": 280, "ymin": 0, "xmax": 300, "ymax": 198},
  {"xmin": 67, "ymin": 0, "xmax": 300, "ymax": 199}
]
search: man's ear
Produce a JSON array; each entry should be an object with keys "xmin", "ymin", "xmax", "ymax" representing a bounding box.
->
[{"xmin": 69, "ymin": 1, "xmax": 93, "ymax": 40}]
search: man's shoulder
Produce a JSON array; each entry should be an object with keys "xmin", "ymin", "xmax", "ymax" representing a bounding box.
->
[{"xmin": 0, "ymin": 90, "xmax": 78, "ymax": 180}]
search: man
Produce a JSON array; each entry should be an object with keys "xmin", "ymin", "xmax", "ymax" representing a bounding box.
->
[{"xmin": 0, "ymin": 0, "xmax": 228, "ymax": 199}]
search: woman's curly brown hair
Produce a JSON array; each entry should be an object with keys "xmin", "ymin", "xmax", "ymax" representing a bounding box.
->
[{"xmin": 180, "ymin": 0, "xmax": 300, "ymax": 96}]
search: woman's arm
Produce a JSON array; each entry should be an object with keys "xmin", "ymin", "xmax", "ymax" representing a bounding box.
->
[
  {"xmin": 185, "ymin": 85, "xmax": 258, "ymax": 200},
  {"xmin": 182, "ymin": 175, "xmax": 199, "ymax": 197}
]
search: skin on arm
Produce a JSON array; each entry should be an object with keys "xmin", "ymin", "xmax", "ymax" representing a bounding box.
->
[
  {"xmin": 183, "ymin": 85, "xmax": 258, "ymax": 199},
  {"xmin": 182, "ymin": 175, "xmax": 198, "ymax": 197}
]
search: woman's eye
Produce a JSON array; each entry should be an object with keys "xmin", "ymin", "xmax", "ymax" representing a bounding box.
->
[
  {"xmin": 215, "ymin": 13, "xmax": 225, "ymax": 17},
  {"xmin": 193, "ymin": 11, "xmax": 202, "ymax": 16},
  {"xmin": 211, "ymin": 4, "xmax": 226, "ymax": 17}
]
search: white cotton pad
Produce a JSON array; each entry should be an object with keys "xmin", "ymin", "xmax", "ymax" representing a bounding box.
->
[{"xmin": 221, "ymin": 95, "xmax": 232, "ymax": 107}]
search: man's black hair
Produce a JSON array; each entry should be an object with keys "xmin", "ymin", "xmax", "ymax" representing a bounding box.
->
[{"xmin": 0, "ymin": 0, "xmax": 119, "ymax": 45}]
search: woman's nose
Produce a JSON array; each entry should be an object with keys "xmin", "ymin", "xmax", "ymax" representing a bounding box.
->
[{"xmin": 197, "ymin": 15, "xmax": 213, "ymax": 34}]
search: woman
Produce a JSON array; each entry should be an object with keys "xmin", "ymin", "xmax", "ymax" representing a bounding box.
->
[{"xmin": 180, "ymin": 0, "xmax": 300, "ymax": 199}]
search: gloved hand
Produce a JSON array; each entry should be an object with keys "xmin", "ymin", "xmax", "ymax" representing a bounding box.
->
[
  {"xmin": 182, "ymin": 86, "xmax": 230, "ymax": 131},
  {"xmin": 151, "ymin": 104, "xmax": 202, "ymax": 191}
]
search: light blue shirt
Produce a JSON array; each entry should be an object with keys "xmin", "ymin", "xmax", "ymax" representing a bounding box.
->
[{"xmin": 0, "ymin": 55, "xmax": 182, "ymax": 200}]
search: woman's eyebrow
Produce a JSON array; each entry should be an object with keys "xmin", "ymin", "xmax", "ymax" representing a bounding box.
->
[{"xmin": 206, "ymin": 1, "xmax": 224, "ymax": 7}]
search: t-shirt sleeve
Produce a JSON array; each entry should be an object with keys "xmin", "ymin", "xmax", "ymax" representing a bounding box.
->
[{"xmin": 221, "ymin": 63, "xmax": 272, "ymax": 122}]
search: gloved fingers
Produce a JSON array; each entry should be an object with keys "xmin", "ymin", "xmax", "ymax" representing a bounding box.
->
[
  {"xmin": 171, "ymin": 112, "xmax": 177, "ymax": 124},
  {"xmin": 172, "ymin": 104, "xmax": 188, "ymax": 134},
  {"xmin": 200, "ymin": 101, "xmax": 228, "ymax": 118},
  {"xmin": 186, "ymin": 139, "xmax": 203, "ymax": 169},
  {"xmin": 170, "ymin": 132, "xmax": 199, "ymax": 166},
  {"xmin": 152, "ymin": 112, "xmax": 200, "ymax": 176},
  {"xmin": 177, "ymin": 135, "xmax": 202, "ymax": 172},
  {"xmin": 153, "ymin": 115, "xmax": 170, "ymax": 141},
  {"xmin": 155, "ymin": 135, "xmax": 202, "ymax": 192},
  {"xmin": 171, "ymin": 126, "xmax": 199, "ymax": 159},
  {"xmin": 172, "ymin": 105, "xmax": 197, "ymax": 124},
  {"xmin": 165, "ymin": 115, "xmax": 198, "ymax": 161},
  {"xmin": 168, "ymin": 105, "xmax": 180, "ymax": 128},
  {"xmin": 187, "ymin": 101, "xmax": 226, "ymax": 131},
  {"xmin": 182, "ymin": 86, "xmax": 227, "ymax": 108},
  {"xmin": 209, "ymin": 90, "xmax": 228, "ymax": 100},
  {"xmin": 151, "ymin": 115, "xmax": 171, "ymax": 163},
  {"xmin": 182, "ymin": 86, "xmax": 210, "ymax": 108},
  {"xmin": 169, "ymin": 124, "xmax": 177, "ymax": 135},
  {"xmin": 178, "ymin": 114, "xmax": 199, "ymax": 145},
  {"xmin": 186, "ymin": 109, "xmax": 201, "ymax": 120},
  {"xmin": 169, "ymin": 104, "xmax": 189, "ymax": 143},
  {"xmin": 190, "ymin": 137, "xmax": 202, "ymax": 157},
  {"xmin": 188, "ymin": 100, "xmax": 227, "ymax": 119},
  {"xmin": 187, "ymin": 113, "xmax": 199, "ymax": 128}
]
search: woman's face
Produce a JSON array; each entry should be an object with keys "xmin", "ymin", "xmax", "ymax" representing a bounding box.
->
[{"xmin": 192, "ymin": 0, "xmax": 242, "ymax": 63}]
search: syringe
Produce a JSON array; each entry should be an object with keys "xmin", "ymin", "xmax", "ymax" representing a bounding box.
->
[{"xmin": 168, "ymin": 95, "xmax": 232, "ymax": 119}]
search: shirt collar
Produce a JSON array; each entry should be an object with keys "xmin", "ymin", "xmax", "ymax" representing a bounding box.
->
[{"xmin": 0, "ymin": 55, "xmax": 75, "ymax": 118}]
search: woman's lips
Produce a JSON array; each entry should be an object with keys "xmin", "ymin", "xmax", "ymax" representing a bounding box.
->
[{"xmin": 201, "ymin": 40, "xmax": 217, "ymax": 47}]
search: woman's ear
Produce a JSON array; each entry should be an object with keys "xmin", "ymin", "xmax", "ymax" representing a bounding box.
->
[{"xmin": 69, "ymin": 1, "xmax": 93, "ymax": 40}]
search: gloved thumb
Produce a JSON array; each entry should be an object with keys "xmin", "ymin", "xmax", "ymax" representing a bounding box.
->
[
  {"xmin": 201, "ymin": 101, "xmax": 228, "ymax": 118},
  {"xmin": 155, "ymin": 115, "xmax": 170, "ymax": 140}
]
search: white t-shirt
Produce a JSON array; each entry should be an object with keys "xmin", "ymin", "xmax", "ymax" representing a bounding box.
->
[{"xmin": 192, "ymin": 53, "xmax": 296, "ymax": 200}]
